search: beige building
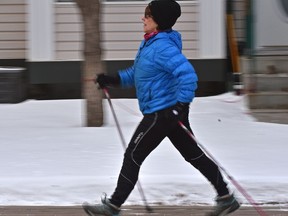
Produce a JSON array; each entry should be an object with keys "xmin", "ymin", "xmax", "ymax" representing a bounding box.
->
[{"xmin": 0, "ymin": 0, "xmax": 247, "ymax": 100}]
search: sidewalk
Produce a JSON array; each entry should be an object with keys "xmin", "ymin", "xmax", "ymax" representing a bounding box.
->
[{"xmin": 0, "ymin": 205, "xmax": 287, "ymax": 216}]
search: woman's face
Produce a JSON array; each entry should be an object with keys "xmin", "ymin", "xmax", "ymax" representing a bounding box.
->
[{"xmin": 142, "ymin": 7, "xmax": 158, "ymax": 34}]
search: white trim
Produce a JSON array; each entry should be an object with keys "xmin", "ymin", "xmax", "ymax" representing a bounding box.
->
[
  {"xmin": 199, "ymin": 0, "xmax": 225, "ymax": 58},
  {"xmin": 27, "ymin": 0, "xmax": 54, "ymax": 61}
]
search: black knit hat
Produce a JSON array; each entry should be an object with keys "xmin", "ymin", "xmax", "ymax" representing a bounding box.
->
[{"xmin": 148, "ymin": 0, "xmax": 181, "ymax": 30}]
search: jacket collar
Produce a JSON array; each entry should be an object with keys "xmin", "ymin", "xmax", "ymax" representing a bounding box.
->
[{"xmin": 144, "ymin": 31, "xmax": 159, "ymax": 41}]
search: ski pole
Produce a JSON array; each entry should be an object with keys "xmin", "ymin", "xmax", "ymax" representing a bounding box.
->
[
  {"xmin": 102, "ymin": 88, "xmax": 153, "ymax": 213},
  {"xmin": 178, "ymin": 121, "xmax": 268, "ymax": 216}
]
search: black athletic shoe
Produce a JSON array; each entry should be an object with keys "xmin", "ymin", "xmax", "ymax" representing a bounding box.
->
[
  {"xmin": 82, "ymin": 194, "xmax": 120, "ymax": 216},
  {"xmin": 207, "ymin": 194, "xmax": 240, "ymax": 216}
]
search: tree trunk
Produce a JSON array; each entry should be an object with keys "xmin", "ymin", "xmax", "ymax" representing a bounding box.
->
[{"xmin": 75, "ymin": 0, "xmax": 104, "ymax": 127}]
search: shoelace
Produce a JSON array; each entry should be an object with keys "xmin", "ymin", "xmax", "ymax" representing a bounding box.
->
[{"xmin": 101, "ymin": 192, "xmax": 108, "ymax": 204}]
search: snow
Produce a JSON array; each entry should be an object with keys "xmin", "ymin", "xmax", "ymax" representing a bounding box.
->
[{"xmin": 0, "ymin": 93, "xmax": 287, "ymax": 208}]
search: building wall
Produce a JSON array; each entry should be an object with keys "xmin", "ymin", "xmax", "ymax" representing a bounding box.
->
[
  {"xmin": 232, "ymin": 0, "xmax": 246, "ymax": 44},
  {"xmin": 0, "ymin": 0, "xmax": 246, "ymax": 62},
  {"xmin": 255, "ymin": 0, "xmax": 288, "ymax": 51},
  {"xmin": 0, "ymin": 0, "xmax": 229, "ymax": 62},
  {"xmin": 54, "ymin": 1, "xmax": 199, "ymax": 61},
  {"xmin": 0, "ymin": 0, "xmax": 232, "ymax": 99},
  {"xmin": 54, "ymin": 3, "xmax": 82, "ymax": 60},
  {"xmin": 0, "ymin": 0, "xmax": 26, "ymax": 60}
]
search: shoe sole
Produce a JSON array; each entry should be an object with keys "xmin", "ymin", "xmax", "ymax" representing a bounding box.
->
[
  {"xmin": 207, "ymin": 201, "xmax": 240, "ymax": 216},
  {"xmin": 82, "ymin": 203, "xmax": 95, "ymax": 216},
  {"xmin": 82, "ymin": 202, "xmax": 119, "ymax": 216},
  {"xmin": 82, "ymin": 202, "xmax": 101, "ymax": 216},
  {"xmin": 218, "ymin": 202, "xmax": 240, "ymax": 216},
  {"xmin": 83, "ymin": 208, "xmax": 94, "ymax": 216}
]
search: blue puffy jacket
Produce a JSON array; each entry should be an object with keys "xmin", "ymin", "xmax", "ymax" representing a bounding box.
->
[{"xmin": 119, "ymin": 30, "xmax": 198, "ymax": 114}]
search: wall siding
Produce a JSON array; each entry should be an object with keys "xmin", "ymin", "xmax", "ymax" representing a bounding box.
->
[
  {"xmin": 0, "ymin": 0, "xmax": 26, "ymax": 59},
  {"xmin": 0, "ymin": 1, "xmax": 246, "ymax": 61},
  {"xmin": 55, "ymin": 1, "xmax": 199, "ymax": 61},
  {"xmin": 232, "ymin": 0, "xmax": 246, "ymax": 43}
]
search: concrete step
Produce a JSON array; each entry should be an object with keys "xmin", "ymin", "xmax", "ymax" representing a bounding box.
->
[
  {"xmin": 246, "ymin": 92, "xmax": 288, "ymax": 109},
  {"xmin": 249, "ymin": 109, "xmax": 288, "ymax": 124},
  {"xmin": 241, "ymin": 56, "xmax": 288, "ymax": 75},
  {"xmin": 243, "ymin": 73, "xmax": 288, "ymax": 92},
  {"xmin": 240, "ymin": 56, "xmax": 288, "ymax": 109}
]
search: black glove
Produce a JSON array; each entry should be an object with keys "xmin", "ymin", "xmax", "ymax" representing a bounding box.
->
[
  {"xmin": 165, "ymin": 102, "xmax": 189, "ymax": 121},
  {"xmin": 96, "ymin": 73, "xmax": 120, "ymax": 89}
]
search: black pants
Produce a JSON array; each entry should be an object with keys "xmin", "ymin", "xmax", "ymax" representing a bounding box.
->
[{"xmin": 110, "ymin": 108, "xmax": 229, "ymax": 207}]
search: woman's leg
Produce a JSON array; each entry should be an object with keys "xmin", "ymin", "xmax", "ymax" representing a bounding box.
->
[
  {"xmin": 110, "ymin": 113, "xmax": 169, "ymax": 207},
  {"xmin": 168, "ymin": 115, "xmax": 229, "ymax": 197}
]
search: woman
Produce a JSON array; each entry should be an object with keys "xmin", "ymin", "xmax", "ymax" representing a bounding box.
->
[{"xmin": 83, "ymin": 0, "xmax": 240, "ymax": 215}]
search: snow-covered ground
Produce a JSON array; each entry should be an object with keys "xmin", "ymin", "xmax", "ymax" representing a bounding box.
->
[{"xmin": 0, "ymin": 93, "xmax": 287, "ymax": 208}]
